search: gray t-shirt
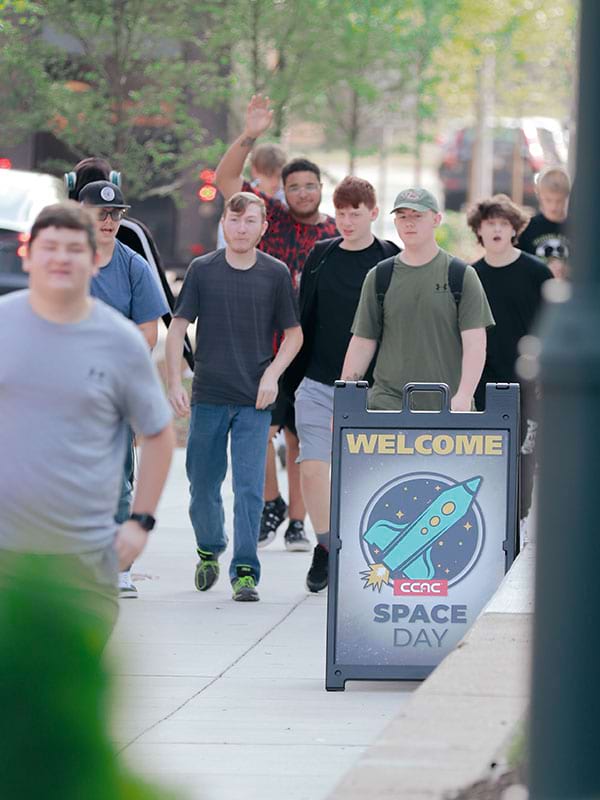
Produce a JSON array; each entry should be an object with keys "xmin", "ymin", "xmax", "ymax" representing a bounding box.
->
[
  {"xmin": 175, "ymin": 248, "xmax": 299, "ymax": 406},
  {"xmin": 0, "ymin": 291, "xmax": 172, "ymax": 555}
]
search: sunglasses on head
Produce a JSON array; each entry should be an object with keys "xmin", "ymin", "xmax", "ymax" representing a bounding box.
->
[{"xmin": 95, "ymin": 208, "xmax": 126, "ymax": 221}]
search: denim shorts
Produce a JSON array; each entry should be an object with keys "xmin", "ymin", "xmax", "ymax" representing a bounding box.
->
[{"xmin": 294, "ymin": 377, "xmax": 335, "ymax": 464}]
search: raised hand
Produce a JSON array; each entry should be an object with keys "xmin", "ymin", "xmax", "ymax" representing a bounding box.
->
[{"xmin": 244, "ymin": 94, "xmax": 274, "ymax": 139}]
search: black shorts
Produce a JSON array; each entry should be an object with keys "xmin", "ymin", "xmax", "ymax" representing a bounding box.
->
[{"xmin": 271, "ymin": 390, "xmax": 297, "ymax": 436}]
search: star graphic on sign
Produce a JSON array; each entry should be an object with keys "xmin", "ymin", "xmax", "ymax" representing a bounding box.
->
[
  {"xmin": 464, "ymin": 521, "xmax": 472, "ymax": 531},
  {"xmin": 396, "ymin": 510, "xmax": 405, "ymax": 520},
  {"xmin": 445, "ymin": 568, "xmax": 450, "ymax": 574},
  {"xmin": 437, "ymin": 540, "xmax": 444, "ymax": 547},
  {"xmin": 435, "ymin": 485, "xmax": 441, "ymax": 491},
  {"xmin": 413, "ymin": 496, "xmax": 418, "ymax": 501}
]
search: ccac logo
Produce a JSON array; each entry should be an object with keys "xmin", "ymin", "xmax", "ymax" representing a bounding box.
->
[{"xmin": 359, "ymin": 472, "xmax": 485, "ymax": 593}]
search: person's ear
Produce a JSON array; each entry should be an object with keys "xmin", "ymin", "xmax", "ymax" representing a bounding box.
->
[{"xmin": 370, "ymin": 206, "xmax": 379, "ymax": 221}]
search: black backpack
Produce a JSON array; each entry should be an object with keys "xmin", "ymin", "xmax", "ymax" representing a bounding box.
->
[{"xmin": 375, "ymin": 254, "xmax": 467, "ymax": 312}]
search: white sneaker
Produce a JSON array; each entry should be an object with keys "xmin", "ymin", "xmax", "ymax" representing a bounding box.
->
[{"xmin": 118, "ymin": 570, "xmax": 138, "ymax": 599}]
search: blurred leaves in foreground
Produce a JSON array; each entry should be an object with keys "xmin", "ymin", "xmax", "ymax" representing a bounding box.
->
[{"xmin": 0, "ymin": 553, "xmax": 180, "ymax": 800}]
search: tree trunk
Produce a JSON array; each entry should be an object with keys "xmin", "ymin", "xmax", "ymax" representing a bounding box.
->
[
  {"xmin": 348, "ymin": 88, "xmax": 360, "ymax": 174},
  {"xmin": 469, "ymin": 51, "xmax": 495, "ymax": 204}
]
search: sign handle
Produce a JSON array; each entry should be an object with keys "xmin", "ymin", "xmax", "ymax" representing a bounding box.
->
[{"xmin": 401, "ymin": 382, "xmax": 451, "ymax": 412}]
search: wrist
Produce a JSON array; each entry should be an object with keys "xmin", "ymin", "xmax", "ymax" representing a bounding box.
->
[{"xmin": 128, "ymin": 513, "xmax": 156, "ymax": 532}]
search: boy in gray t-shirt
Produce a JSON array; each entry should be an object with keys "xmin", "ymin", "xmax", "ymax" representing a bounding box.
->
[{"xmin": 0, "ymin": 202, "xmax": 174, "ymax": 631}]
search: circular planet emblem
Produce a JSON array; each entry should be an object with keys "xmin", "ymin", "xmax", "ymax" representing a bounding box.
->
[{"xmin": 359, "ymin": 472, "xmax": 485, "ymax": 591}]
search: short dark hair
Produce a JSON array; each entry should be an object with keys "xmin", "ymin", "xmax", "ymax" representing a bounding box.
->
[
  {"xmin": 333, "ymin": 176, "xmax": 376, "ymax": 210},
  {"xmin": 466, "ymin": 194, "xmax": 529, "ymax": 245},
  {"xmin": 30, "ymin": 202, "xmax": 97, "ymax": 254},
  {"xmin": 223, "ymin": 191, "xmax": 267, "ymax": 221},
  {"xmin": 70, "ymin": 157, "xmax": 112, "ymax": 201},
  {"xmin": 281, "ymin": 158, "xmax": 321, "ymax": 185}
]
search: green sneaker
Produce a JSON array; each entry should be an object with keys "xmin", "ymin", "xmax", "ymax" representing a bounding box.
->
[
  {"xmin": 232, "ymin": 567, "xmax": 259, "ymax": 602},
  {"xmin": 195, "ymin": 549, "xmax": 219, "ymax": 592}
]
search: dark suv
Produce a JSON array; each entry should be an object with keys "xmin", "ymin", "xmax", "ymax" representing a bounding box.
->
[
  {"xmin": 0, "ymin": 168, "xmax": 66, "ymax": 295},
  {"xmin": 438, "ymin": 118, "xmax": 568, "ymax": 211}
]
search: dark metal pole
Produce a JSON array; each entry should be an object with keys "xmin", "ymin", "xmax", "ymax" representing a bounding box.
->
[{"xmin": 528, "ymin": 1, "xmax": 600, "ymax": 797}]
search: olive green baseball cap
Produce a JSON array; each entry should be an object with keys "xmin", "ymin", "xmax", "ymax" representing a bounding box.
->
[{"xmin": 390, "ymin": 187, "xmax": 440, "ymax": 214}]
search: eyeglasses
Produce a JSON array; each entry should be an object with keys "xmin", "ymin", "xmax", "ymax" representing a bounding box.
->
[
  {"xmin": 286, "ymin": 183, "xmax": 321, "ymax": 195},
  {"xmin": 94, "ymin": 208, "xmax": 126, "ymax": 221}
]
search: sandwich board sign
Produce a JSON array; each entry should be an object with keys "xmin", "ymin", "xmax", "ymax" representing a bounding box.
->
[{"xmin": 326, "ymin": 381, "xmax": 519, "ymax": 690}]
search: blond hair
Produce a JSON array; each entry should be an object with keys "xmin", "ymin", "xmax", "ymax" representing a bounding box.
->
[{"xmin": 537, "ymin": 167, "xmax": 571, "ymax": 196}]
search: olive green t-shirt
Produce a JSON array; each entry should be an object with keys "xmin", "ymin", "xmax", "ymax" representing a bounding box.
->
[{"xmin": 351, "ymin": 249, "xmax": 495, "ymax": 410}]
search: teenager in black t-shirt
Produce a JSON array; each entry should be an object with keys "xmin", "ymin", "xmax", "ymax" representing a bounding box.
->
[
  {"xmin": 467, "ymin": 194, "xmax": 552, "ymax": 529},
  {"xmin": 518, "ymin": 166, "xmax": 571, "ymax": 280},
  {"xmin": 284, "ymin": 177, "xmax": 399, "ymax": 592},
  {"xmin": 165, "ymin": 192, "xmax": 302, "ymax": 602}
]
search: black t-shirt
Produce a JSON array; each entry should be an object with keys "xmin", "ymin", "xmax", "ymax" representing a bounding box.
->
[
  {"xmin": 473, "ymin": 251, "xmax": 552, "ymax": 409},
  {"xmin": 306, "ymin": 240, "xmax": 384, "ymax": 385},
  {"xmin": 175, "ymin": 249, "xmax": 299, "ymax": 406},
  {"xmin": 518, "ymin": 213, "xmax": 570, "ymax": 263}
]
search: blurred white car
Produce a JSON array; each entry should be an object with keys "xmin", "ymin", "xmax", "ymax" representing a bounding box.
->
[{"xmin": 0, "ymin": 168, "xmax": 66, "ymax": 295}]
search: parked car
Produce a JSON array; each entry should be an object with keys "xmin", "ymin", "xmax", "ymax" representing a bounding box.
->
[
  {"xmin": 438, "ymin": 117, "xmax": 568, "ymax": 211},
  {"xmin": 0, "ymin": 168, "xmax": 66, "ymax": 295}
]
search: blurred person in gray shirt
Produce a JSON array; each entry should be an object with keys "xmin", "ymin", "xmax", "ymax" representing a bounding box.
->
[{"xmin": 0, "ymin": 202, "xmax": 174, "ymax": 634}]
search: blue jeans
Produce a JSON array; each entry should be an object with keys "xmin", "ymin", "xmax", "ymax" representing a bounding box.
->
[{"xmin": 186, "ymin": 403, "xmax": 271, "ymax": 583}]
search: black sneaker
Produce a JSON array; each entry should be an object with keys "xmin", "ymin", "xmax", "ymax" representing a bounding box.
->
[
  {"xmin": 232, "ymin": 566, "xmax": 259, "ymax": 602},
  {"xmin": 195, "ymin": 549, "xmax": 220, "ymax": 592},
  {"xmin": 258, "ymin": 495, "xmax": 287, "ymax": 548},
  {"xmin": 306, "ymin": 544, "xmax": 329, "ymax": 593},
  {"xmin": 284, "ymin": 520, "xmax": 311, "ymax": 552}
]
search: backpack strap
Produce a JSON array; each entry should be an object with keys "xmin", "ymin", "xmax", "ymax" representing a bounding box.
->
[
  {"xmin": 448, "ymin": 256, "xmax": 468, "ymax": 306},
  {"xmin": 375, "ymin": 256, "xmax": 396, "ymax": 308}
]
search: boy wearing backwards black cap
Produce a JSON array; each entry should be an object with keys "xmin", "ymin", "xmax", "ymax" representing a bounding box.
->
[
  {"xmin": 80, "ymin": 180, "xmax": 169, "ymax": 598},
  {"xmin": 343, "ymin": 188, "xmax": 493, "ymax": 413}
]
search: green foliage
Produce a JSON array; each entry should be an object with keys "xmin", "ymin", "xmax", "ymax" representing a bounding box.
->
[
  {"xmin": 0, "ymin": 0, "xmax": 227, "ymax": 198},
  {"xmin": 507, "ymin": 720, "xmax": 528, "ymax": 770},
  {"xmin": 437, "ymin": 0, "xmax": 577, "ymax": 121},
  {"xmin": 436, "ymin": 210, "xmax": 482, "ymax": 262},
  {"xmin": 0, "ymin": 554, "xmax": 179, "ymax": 800},
  {"xmin": 0, "ymin": 0, "xmax": 578, "ymax": 185}
]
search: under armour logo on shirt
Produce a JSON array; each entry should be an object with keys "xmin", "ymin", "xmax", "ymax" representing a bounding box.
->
[
  {"xmin": 88, "ymin": 368, "xmax": 106, "ymax": 380},
  {"xmin": 435, "ymin": 283, "xmax": 448, "ymax": 292}
]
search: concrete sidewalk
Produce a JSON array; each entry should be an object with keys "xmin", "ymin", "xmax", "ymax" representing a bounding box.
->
[{"xmin": 109, "ymin": 449, "xmax": 416, "ymax": 800}]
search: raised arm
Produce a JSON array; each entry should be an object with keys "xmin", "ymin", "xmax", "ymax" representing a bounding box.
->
[{"xmin": 215, "ymin": 95, "xmax": 275, "ymax": 201}]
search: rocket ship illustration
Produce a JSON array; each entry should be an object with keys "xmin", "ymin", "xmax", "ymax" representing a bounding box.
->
[{"xmin": 362, "ymin": 477, "xmax": 482, "ymax": 588}]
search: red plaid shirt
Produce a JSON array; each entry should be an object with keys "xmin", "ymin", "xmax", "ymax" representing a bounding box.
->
[{"xmin": 243, "ymin": 181, "xmax": 338, "ymax": 290}]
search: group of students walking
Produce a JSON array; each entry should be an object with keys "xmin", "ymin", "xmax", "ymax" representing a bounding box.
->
[
  {"xmin": 0, "ymin": 93, "xmax": 570, "ymax": 620},
  {"xmin": 166, "ymin": 95, "xmax": 568, "ymax": 602}
]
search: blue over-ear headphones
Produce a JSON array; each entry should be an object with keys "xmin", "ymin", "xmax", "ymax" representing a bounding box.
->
[{"xmin": 64, "ymin": 169, "xmax": 121, "ymax": 191}]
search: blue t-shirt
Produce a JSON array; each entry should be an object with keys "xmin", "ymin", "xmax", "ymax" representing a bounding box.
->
[{"xmin": 91, "ymin": 240, "xmax": 169, "ymax": 323}]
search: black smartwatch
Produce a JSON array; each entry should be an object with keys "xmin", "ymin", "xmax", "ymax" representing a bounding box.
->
[{"xmin": 129, "ymin": 513, "xmax": 156, "ymax": 532}]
